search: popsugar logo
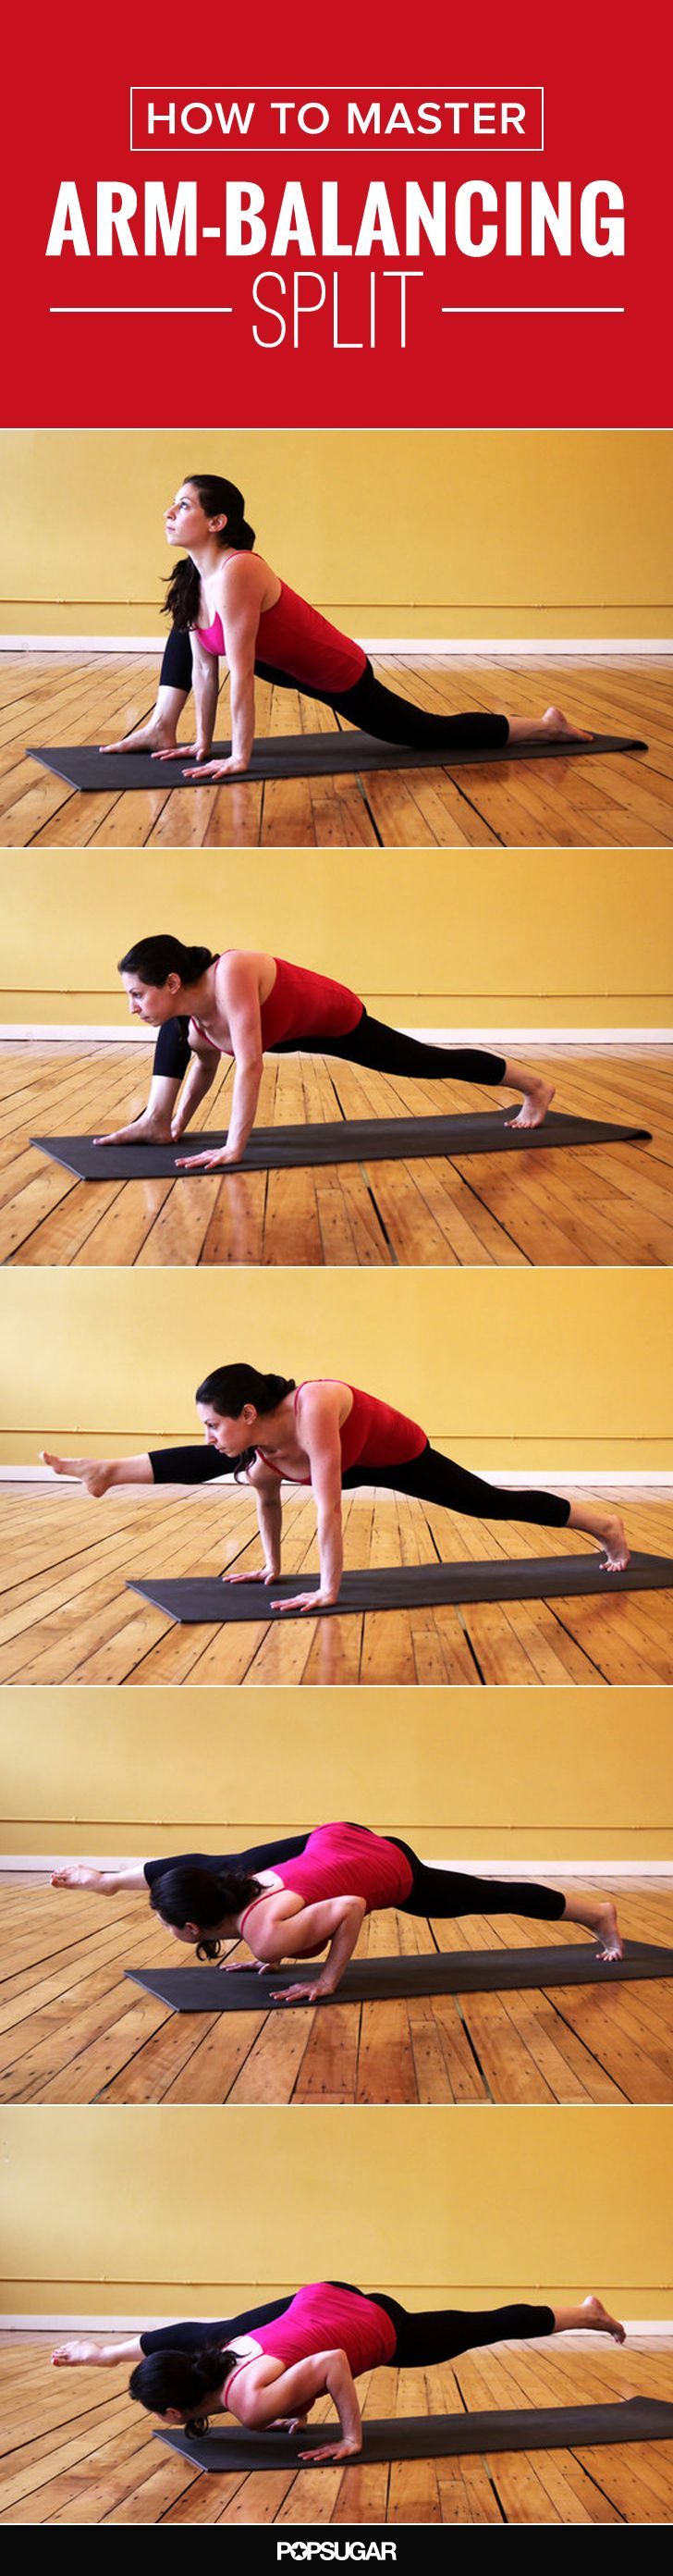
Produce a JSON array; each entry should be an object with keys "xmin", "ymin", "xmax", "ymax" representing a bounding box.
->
[{"xmin": 276, "ymin": 2548, "xmax": 397, "ymax": 2563}]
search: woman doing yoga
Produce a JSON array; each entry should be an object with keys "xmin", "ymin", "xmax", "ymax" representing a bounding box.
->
[
  {"xmin": 103, "ymin": 475, "xmax": 592, "ymax": 779},
  {"xmin": 43, "ymin": 1362, "xmax": 630, "ymax": 1608},
  {"xmin": 53, "ymin": 2290, "xmax": 626, "ymax": 2461},
  {"xmin": 52, "ymin": 1827, "xmax": 624, "ymax": 1996},
  {"xmin": 96, "ymin": 932, "xmax": 555, "ymax": 1161}
]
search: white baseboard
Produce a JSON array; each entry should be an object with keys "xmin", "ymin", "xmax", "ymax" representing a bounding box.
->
[
  {"xmin": 3, "ymin": 1467, "xmax": 671, "ymax": 1491},
  {"xmin": 5, "ymin": 2312, "xmax": 671, "ymax": 2336},
  {"xmin": 2, "ymin": 1025, "xmax": 672, "ymax": 1049},
  {"xmin": 3, "ymin": 1855, "xmax": 671, "ymax": 1880},
  {"xmin": 1, "ymin": 634, "xmax": 671, "ymax": 658}
]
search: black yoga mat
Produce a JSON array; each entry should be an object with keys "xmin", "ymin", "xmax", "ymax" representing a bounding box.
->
[
  {"xmin": 29, "ymin": 728, "xmax": 646, "ymax": 791},
  {"xmin": 156, "ymin": 2395, "xmax": 673, "ymax": 2471},
  {"xmin": 127, "ymin": 1941, "xmax": 673, "ymax": 2014},
  {"xmin": 128, "ymin": 1550, "xmax": 673, "ymax": 1624},
  {"xmin": 31, "ymin": 1106, "xmax": 652, "ymax": 1184}
]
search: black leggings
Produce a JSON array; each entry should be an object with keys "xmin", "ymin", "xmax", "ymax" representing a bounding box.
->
[
  {"xmin": 141, "ymin": 2288, "xmax": 555, "ymax": 2365},
  {"xmin": 389, "ymin": 1838, "xmax": 565, "ymax": 1924},
  {"xmin": 147, "ymin": 1436, "xmax": 571, "ymax": 1534},
  {"xmin": 141, "ymin": 2295, "xmax": 295, "ymax": 2357},
  {"xmin": 160, "ymin": 628, "xmax": 509, "ymax": 756},
  {"xmin": 371, "ymin": 2295, "xmax": 557, "ymax": 2368},
  {"xmin": 152, "ymin": 1005, "xmax": 508, "ymax": 1091}
]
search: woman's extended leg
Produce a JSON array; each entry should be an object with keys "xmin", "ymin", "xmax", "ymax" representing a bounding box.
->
[
  {"xmin": 331, "ymin": 662, "xmax": 593, "ymax": 756},
  {"xmin": 41, "ymin": 1446, "xmax": 232, "ymax": 1496},
  {"xmin": 101, "ymin": 628, "xmax": 194, "ymax": 756},
  {"xmin": 324, "ymin": 1010, "xmax": 555, "ymax": 1129},
  {"xmin": 384, "ymin": 1446, "xmax": 630, "ymax": 1571},
  {"xmin": 394, "ymin": 1848, "xmax": 623, "ymax": 1959},
  {"xmin": 377, "ymin": 2294, "xmax": 625, "ymax": 2369}
]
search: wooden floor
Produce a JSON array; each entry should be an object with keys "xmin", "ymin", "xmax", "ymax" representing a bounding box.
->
[
  {"xmin": 0, "ymin": 1485, "xmax": 671, "ymax": 1687},
  {"xmin": 2, "ymin": 1875, "xmax": 671, "ymax": 2107},
  {"xmin": 2, "ymin": 1042, "xmax": 672, "ymax": 1269},
  {"xmin": 2, "ymin": 2334, "xmax": 671, "ymax": 2521},
  {"xmin": 1, "ymin": 650, "xmax": 671, "ymax": 848}
]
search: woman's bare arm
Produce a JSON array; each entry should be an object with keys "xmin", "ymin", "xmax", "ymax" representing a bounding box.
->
[
  {"xmin": 266, "ymin": 1895, "xmax": 367, "ymax": 2003},
  {"xmin": 51, "ymin": 1864, "xmax": 148, "ymax": 1894},
  {"xmin": 238, "ymin": 2348, "xmax": 362, "ymax": 2459},
  {"xmin": 275, "ymin": 1387, "xmax": 344, "ymax": 1615},
  {"xmin": 177, "ymin": 956, "xmax": 264, "ymax": 1169},
  {"xmin": 52, "ymin": 2336, "xmax": 144, "ymax": 2368}
]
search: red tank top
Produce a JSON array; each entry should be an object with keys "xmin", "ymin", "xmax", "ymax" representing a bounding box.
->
[
  {"xmin": 239, "ymin": 1823, "xmax": 413, "ymax": 1934},
  {"xmin": 222, "ymin": 2283, "xmax": 396, "ymax": 2407},
  {"xmin": 255, "ymin": 1383, "xmax": 427, "ymax": 1485},
  {"xmin": 190, "ymin": 954, "xmax": 362, "ymax": 1056},
  {"xmin": 195, "ymin": 564, "xmax": 366, "ymax": 694}
]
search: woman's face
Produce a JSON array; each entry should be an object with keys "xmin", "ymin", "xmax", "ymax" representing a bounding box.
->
[
  {"xmin": 197, "ymin": 1402, "xmax": 257, "ymax": 1457},
  {"xmin": 165, "ymin": 482, "xmax": 226, "ymax": 550},
  {"xmin": 121, "ymin": 972, "xmax": 182, "ymax": 1027}
]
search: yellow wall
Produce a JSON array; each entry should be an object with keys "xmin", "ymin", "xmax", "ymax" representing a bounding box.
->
[
  {"xmin": 5, "ymin": 851, "xmax": 673, "ymax": 1031},
  {"xmin": 3, "ymin": 2108, "xmax": 671, "ymax": 2316},
  {"xmin": 2, "ymin": 1686, "xmax": 671, "ymax": 1864},
  {"xmin": 1, "ymin": 1268, "xmax": 672, "ymax": 1468},
  {"xmin": 2, "ymin": 431, "xmax": 671, "ymax": 639}
]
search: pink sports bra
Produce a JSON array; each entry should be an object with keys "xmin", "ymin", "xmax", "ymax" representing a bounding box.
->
[
  {"xmin": 194, "ymin": 560, "xmax": 366, "ymax": 694},
  {"xmin": 190, "ymin": 954, "xmax": 362, "ymax": 1057},
  {"xmin": 254, "ymin": 1382, "xmax": 427, "ymax": 1485},
  {"xmin": 222, "ymin": 2282, "xmax": 396, "ymax": 2407},
  {"xmin": 238, "ymin": 1822, "xmax": 413, "ymax": 1940}
]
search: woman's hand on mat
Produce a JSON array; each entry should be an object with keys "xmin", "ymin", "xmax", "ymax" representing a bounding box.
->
[
  {"xmin": 150, "ymin": 742, "xmax": 212, "ymax": 764},
  {"xmin": 217, "ymin": 1957, "xmax": 271, "ymax": 1975},
  {"xmin": 175, "ymin": 1144, "xmax": 242, "ymax": 1171},
  {"xmin": 274, "ymin": 1589, "xmax": 338, "ymax": 1616},
  {"xmin": 180, "ymin": 754, "xmax": 251, "ymax": 781},
  {"xmin": 299, "ymin": 2437, "xmax": 361, "ymax": 2463},
  {"xmin": 222, "ymin": 1567, "xmax": 279, "ymax": 1586},
  {"xmin": 271, "ymin": 1978, "xmax": 338, "ymax": 2005}
]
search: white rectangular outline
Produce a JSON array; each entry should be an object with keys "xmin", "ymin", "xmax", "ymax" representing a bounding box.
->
[{"xmin": 129, "ymin": 83, "xmax": 545, "ymax": 154}]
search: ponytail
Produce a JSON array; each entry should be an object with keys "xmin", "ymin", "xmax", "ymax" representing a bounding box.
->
[
  {"xmin": 195, "ymin": 1364, "xmax": 297, "ymax": 1474},
  {"xmin": 129, "ymin": 2341, "xmax": 234, "ymax": 2429},
  {"xmin": 117, "ymin": 936, "xmax": 215, "ymax": 990},
  {"xmin": 149, "ymin": 1862, "xmax": 263, "ymax": 1962}
]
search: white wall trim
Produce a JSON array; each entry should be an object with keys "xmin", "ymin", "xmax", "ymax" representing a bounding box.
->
[
  {"xmin": 3, "ymin": 1467, "xmax": 672, "ymax": 1491},
  {"xmin": 3, "ymin": 1024, "xmax": 672, "ymax": 1050},
  {"xmin": 1, "ymin": 632, "xmax": 672, "ymax": 658},
  {"xmin": 3, "ymin": 1855, "xmax": 671, "ymax": 1880},
  {"xmin": 5, "ymin": 2313, "xmax": 671, "ymax": 2336}
]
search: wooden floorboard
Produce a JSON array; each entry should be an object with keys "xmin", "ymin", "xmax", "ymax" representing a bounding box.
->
[
  {"xmin": 0, "ymin": 1485, "xmax": 670, "ymax": 1689},
  {"xmin": 1, "ymin": 1043, "xmax": 671, "ymax": 1268},
  {"xmin": 1, "ymin": 651, "xmax": 670, "ymax": 846},
  {"xmin": 0, "ymin": 1877, "xmax": 671, "ymax": 2106},
  {"xmin": 1, "ymin": 2336, "xmax": 670, "ymax": 2521}
]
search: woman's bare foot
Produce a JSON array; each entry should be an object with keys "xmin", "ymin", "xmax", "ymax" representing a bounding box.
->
[
  {"xmin": 581, "ymin": 2296, "xmax": 626, "ymax": 2345},
  {"xmin": 41, "ymin": 1451, "xmax": 113, "ymax": 1499},
  {"xmin": 100, "ymin": 721, "xmax": 178, "ymax": 756},
  {"xmin": 542, "ymin": 705, "xmax": 593, "ymax": 744},
  {"xmin": 52, "ymin": 2340, "xmax": 104, "ymax": 2366},
  {"xmin": 92, "ymin": 1113, "xmax": 174, "ymax": 1148},
  {"xmin": 593, "ymin": 1899, "xmax": 624, "ymax": 1962},
  {"xmin": 597, "ymin": 1511, "xmax": 630, "ymax": 1572},
  {"xmin": 508, "ymin": 1077, "xmax": 556, "ymax": 1131}
]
